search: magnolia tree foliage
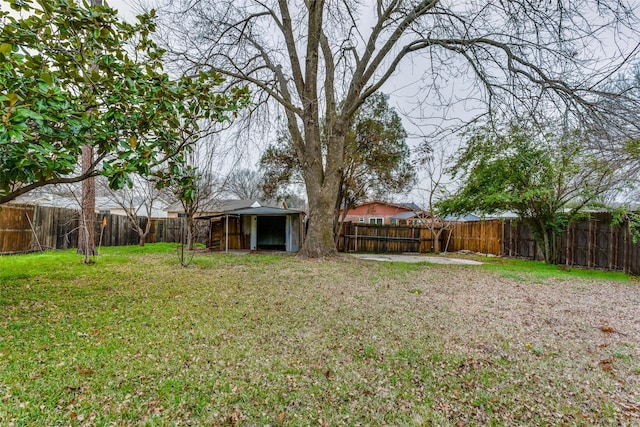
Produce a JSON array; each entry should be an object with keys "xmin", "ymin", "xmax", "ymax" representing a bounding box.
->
[
  {"xmin": 154, "ymin": 0, "xmax": 640, "ymax": 257},
  {"xmin": 440, "ymin": 124, "xmax": 621, "ymax": 264},
  {"xmin": 0, "ymin": 0, "xmax": 248, "ymax": 206}
]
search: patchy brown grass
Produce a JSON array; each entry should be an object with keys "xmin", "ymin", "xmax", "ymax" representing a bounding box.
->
[{"xmin": 0, "ymin": 245, "xmax": 639, "ymax": 425}]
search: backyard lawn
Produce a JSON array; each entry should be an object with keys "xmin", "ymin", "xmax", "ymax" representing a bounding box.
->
[{"xmin": 1, "ymin": 244, "xmax": 639, "ymax": 425}]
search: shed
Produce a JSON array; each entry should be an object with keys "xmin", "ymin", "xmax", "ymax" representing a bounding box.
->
[{"xmin": 198, "ymin": 203, "xmax": 305, "ymax": 253}]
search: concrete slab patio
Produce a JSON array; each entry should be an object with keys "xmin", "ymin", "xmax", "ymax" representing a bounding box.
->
[{"xmin": 351, "ymin": 254, "xmax": 483, "ymax": 265}]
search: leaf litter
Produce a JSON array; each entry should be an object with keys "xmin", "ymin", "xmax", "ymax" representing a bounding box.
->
[{"xmin": 0, "ymin": 249, "xmax": 638, "ymax": 425}]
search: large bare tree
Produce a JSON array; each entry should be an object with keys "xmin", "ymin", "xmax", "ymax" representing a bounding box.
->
[
  {"xmin": 223, "ymin": 168, "xmax": 265, "ymax": 200},
  {"xmin": 156, "ymin": 0, "xmax": 640, "ymax": 257}
]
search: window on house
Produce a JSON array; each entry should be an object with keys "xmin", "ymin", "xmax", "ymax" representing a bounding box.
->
[
  {"xmin": 358, "ymin": 217, "xmax": 365, "ymax": 223},
  {"xmin": 369, "ymin": 217, "xmax": 383, "ymax": 225},
  {"xmin": 99, "ymin": 210, "xmax": 110, "ymax": 215},
  {"xmin": 390, "ymin": 218, "xmax": 397, "ymax": 225}
]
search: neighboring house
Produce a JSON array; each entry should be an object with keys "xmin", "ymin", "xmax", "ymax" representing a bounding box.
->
[
  {"xmin": 194, "ymin": 199, "xmax": 306, "ymax": 253},
  {"xmin": 339, "ymin": 200, "xmax": 425, "ymax": 225},
  {"xmin": 13, "ymin": 193, "xmax": 169, "ymax": 218},
  {"xmin": 12, "ymin": 193, "xmax": 79, "ymax": 210},
  {"xmin": 96, "ymin": 197, "xmax": 170, "ymax": 218}
]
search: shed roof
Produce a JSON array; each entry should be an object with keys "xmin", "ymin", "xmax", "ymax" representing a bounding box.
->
[
  {"xmin": 166, "ymin": 198, "xmax": 262, "ymax": 213},
  {"xmin": 196, "ymin": 205, "xmax": 304, "ymax": 219}
]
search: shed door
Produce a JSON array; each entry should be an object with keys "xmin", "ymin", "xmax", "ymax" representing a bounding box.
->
[{"xmin": 257, "ymin": 216, "xmax": 286, "ymax": 250}]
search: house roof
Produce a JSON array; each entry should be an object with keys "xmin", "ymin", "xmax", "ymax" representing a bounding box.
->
[
  {"xmin": 12, "ymin": 193, "xmax": 169, "ymax": 217},
  {"xmin": 444, "ymin": 212, "xmax": 519, "ymax": 221},
  {"xmin": 398, "ymin": 202, "xmax": 423, "ymax": 211},
  {"xmin": 224, "ymin": 206, "xmax": 304, "ymax": 216},
  {"xmin": 341, "ymin": 200, "xmax": 423, "ymax": 212},
  {"xmin": 444, "ymin": 213, "xmax": 482, "ymax": 222},
  {"xmin": 391, "ymin": 211, "xmax": 421, "ymax": 220}
]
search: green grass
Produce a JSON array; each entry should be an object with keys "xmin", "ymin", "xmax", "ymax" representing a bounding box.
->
[
  {"xmin": 471, "ymin": 256, "xmax": 632, "ymax": 283},
  {"xmin": 0, "ymin": 244, "xmax": 637, "ymax": 425}
]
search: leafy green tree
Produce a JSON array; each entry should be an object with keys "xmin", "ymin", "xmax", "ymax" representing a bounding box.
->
[
  {"xmin": 261, "ymin": 93, "xmax": 415, "ymax": 239},
  {"xmin": 440, "ymin": 123, "xmax": 619, "ymax": 264},
  {"xmin": 0, "ymin": 0, "xmax": 247, "ymax": 206}
]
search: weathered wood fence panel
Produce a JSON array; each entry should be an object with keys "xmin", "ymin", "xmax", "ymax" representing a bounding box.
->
[
  {"xmin": 502, "ymin": 220, "xmax": 537, "ymax": 259},
  {"xmin": 445, "ymin": 220, "xmax": 503, "ymax": 255},
  {"xmin": 338, "ymin": 214, "xmax": 640, "ymax": 274},
  {"xmin": 338, "ymin": 222, "xmax": 435, "ymax": 253},
  {"xmin": 553, "ymin": 214, "xmax": 640, "ymax": 274},
  {"xmin": 501, "ymin": 213, "xmax": 640, "ymax": 274},
  {"xmin": 35, "ymin": 205, "xmax": 79, "ymax": 251},
  {"xmin": 0, "ymin": 204, "xmax": 189, "ymax": 254},
  {"xmin": 0, "ymin": 204, "xmax": 36, "ymax": 254}
]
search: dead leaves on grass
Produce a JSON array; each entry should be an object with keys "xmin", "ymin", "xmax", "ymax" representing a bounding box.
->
[
  {"xmin": 600, "ymin": 325, "xmax": 617, "ymax": 334},
  {"xmin": 598, "ymin": 357, "xmax": 615, "ymax": 373}
]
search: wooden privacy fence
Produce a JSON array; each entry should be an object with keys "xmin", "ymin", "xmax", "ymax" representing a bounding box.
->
[
  {"xmin": 338, "ymin": 214, "xmax": 640, "ymax": 274},
  {"xmin": 0, "ymin": 204, "xmax": 187, "ymax": 254},
  {"xmin": 446, "ymin": 220, "xmax": 503, "ymax": 255},
  {"xmin": 337, "ymin": 222, "xmax": 441, "ymax": 254},
  {"xmin": 502, "ymin": 213, "xmax": 640, "ymax": 274},
  {"xmin": 337, "ymin": 221, "xmax": 501, "ymax": 255}
]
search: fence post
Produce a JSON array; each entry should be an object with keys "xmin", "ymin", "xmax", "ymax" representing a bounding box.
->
[{"xmin": 355, "ymin": 225, "xmax": 358, "ymax": 252}]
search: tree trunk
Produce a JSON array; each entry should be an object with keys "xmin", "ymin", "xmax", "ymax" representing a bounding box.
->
[
  {"xmin": 139, "ymin": 217, "xmax": 151, "ymax": 246},
  {"xmin": 77, "ymin": 0, "xmax": 101, "ymax": 261},
  {"xmin": 77, "ymin": 144, "xmax": 97, "ymax": 259},
  {"xmin": 531, "ymin": 219, "xmax": 560, "ymax": 265},
  {"xmin": 298, "ymin": 129, "xmax": 344, "ymax": 258},
  {"xmin": 433, "ymin": 228, "xmax": 442, "ymax": 254},
  {"xmin": 301, "ymin": 192, "xmax": 339, "ymax": 257},
  {"xmin": 542, "ymin": 229, "xmax": 551, "ymax": 263},
  {"xmin": 547, "ymin": 228, "xmax": 560, "ymax": 265},
  {"xmin": 186, "ymin": 216, "xmax": 194, "ymax": 251}
]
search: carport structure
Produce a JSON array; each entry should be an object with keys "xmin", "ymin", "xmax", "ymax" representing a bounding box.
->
[{"xmin": 198, "ymin": 201, "xmax": 305, "ymax": 253}]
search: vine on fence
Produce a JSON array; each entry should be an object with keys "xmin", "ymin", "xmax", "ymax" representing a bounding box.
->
[{"xmin": 611, "ymin": 209, "xmax": 640, "ymax": 244}]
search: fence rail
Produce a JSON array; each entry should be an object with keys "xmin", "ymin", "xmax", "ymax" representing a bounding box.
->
[
  {"xmin": 338, "ymin": 213, "xmax": 640, "ymax": 275},
  {"xmin": 0, "ymin": 204, "xmax": 188, "ymax": 254}
]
